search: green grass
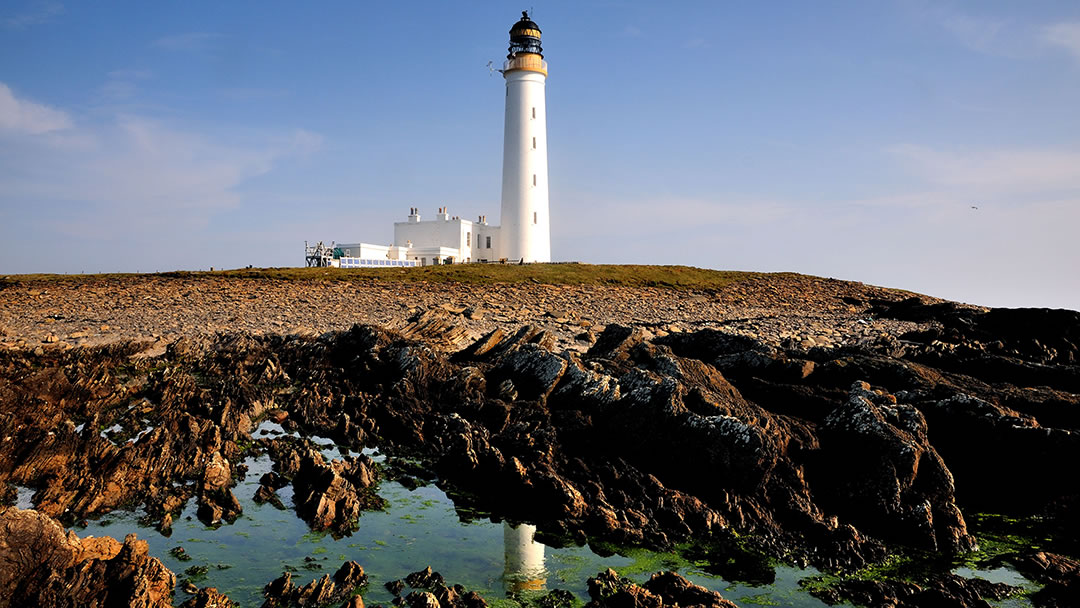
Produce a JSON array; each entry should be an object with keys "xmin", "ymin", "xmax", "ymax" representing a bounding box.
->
[{"xmin": 0, "ymin": 264, "xmax": 768, "ymax": 291}]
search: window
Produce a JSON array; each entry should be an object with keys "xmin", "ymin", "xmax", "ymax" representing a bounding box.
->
[
  {"xmin": 466, "ymin": 231, "xmax": 471, "ymax": 246},
  {"xmin": 532, "ymin": 174, "xmax": 537, "ymax": 186},
  {"xmin": 533, "ymin": 211, "xmax": 538, "ymax": 224},
  {"xmin": 532, "ymin": 137, "xmax": 536, "ymax": 149},
  {"xmin": 531, "ymin": 107, "xmax": 536, "ymax": 119},
  {"xmin": 486, "ymin": 236, "xmax": 491, "ymax": 249}
]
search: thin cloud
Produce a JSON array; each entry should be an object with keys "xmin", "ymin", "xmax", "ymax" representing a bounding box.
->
[
  {"xmin": 0, "ymin": 93, "xmax": 323, "ymax": 240},
  {"xmin": 107, "ymin": 69, "xmax": 153, "ymax": 80},
  {"xmin": 555, "ymin": 194, "xmax": 793, "ymax": 239},
  {"xmin": 939, "ymin": 12, "xmax": 1008, "ymax": 54},
  {"xmin": 98, "ymin": 69, "xmax": 153, "ymax": 102},
  {"xmin": 0, "ymin": 82, "xmax": 72, "ymax": 134},
  {"xmin": 153, "ymin": 32, "xmax": 222, "ymax": 52},
  {"xmin": 889, "ymin": 144, "xmax": 1080, "ymax": 193},
  {"xmin": 905, "ymin": 2, "xmax": 1031, "ymax": 59},
  {"xmin": 2, "ymin": 1, "xmax": 63, "ymax": 29},
  {"xmin": 220, "ymin": 87, "xmax": 291, "ymax": 101},
  {"xmin": 1043, "ymin": 22, "xmax": 1080, "ymax": 62},
  {"xmin": 99, "ymin": 80, "xmax": 137, "ymax": 101}
]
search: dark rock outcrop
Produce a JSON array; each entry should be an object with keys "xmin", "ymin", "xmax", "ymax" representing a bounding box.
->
[
  {"xmin": 0, "ymin": 506, "xmax": 174, "ymax": 608},
  {"xmin": 261, "ymin": 560, "xmax": 367, "ymax": 608},
  {"xmin": 806, "ymin": 573, "xmax": 1019, "ymax": 608},
  {"xmin": 1, "ymin": 296, "xmax": 1078, "ymax": 608},
  {"xmin": 291, "ymin": 448, "xmax": 384, "ymax": 536},
  {"xmin": 1011, "ymin": 551, "xmax": 1080, "ymax": 608},
  {"xmin": 585, "ymin": 568, "xmax": 738, "ymax": 608},
  {"xmin": 405, "ymin": 566, "xmax": 446, "ymax": 590},
  {"xmin": 180, "ymin": 587, "xmax": 235, "ymax": 608}
]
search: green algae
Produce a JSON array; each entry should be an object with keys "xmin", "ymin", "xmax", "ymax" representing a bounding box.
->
[{"xmin": 796, "ymin": 514, "xmax": 1052, "ymax": 608}]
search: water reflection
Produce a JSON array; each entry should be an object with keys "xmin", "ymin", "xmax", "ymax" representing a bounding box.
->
[{"xmin": 503, "ymin": 522, "xmax": 546, "ymax": 593}]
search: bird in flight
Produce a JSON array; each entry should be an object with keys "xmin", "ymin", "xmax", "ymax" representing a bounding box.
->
[{"xmin": 971, "ymin": 205, "xmax": 979, "ymax": 210}]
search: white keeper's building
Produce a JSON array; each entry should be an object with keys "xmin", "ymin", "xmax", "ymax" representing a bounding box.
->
[{"xmin": 307, "ymin": 12, "xmax": 551, "ymax": 269}]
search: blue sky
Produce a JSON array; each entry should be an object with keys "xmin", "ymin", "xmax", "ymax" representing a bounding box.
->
[{"xmin": 1, "ymin": 1, "xmax": 1078, "ymax": 309}]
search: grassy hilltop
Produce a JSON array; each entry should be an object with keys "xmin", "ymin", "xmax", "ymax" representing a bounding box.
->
[{"xmin": 2, "ymin": 263, "xmax": 769, "ymax": 290}]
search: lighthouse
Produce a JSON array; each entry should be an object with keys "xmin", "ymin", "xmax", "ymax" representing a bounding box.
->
[
  {"xmin": 310, "ymin": 13, "xmax": 557, "ymax": 268},
  {"xmin": 499, "ymin": 11, "xmax": 551, "ymax": 263}
]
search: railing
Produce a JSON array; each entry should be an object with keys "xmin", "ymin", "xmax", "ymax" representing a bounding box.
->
[
  {"xmin": 503, "ymin": 55, "xmax": 548, "ymax": 75},
  {"xmin": 337, "ymin": 257, "xmax": 418, "ymax": 269}
]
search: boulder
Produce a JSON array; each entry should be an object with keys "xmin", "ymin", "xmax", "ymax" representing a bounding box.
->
[
  {"xmin": 811, "ymin": 382, "xmax": 976, "ymax": 552},
  {"xmin": 584, "ymin": 569, "xmax": 738, "ymax": 608},
  {"xmin": 0, "ymin": 508, "xmax": 174, "ymax": 608},
  {"xmin": 262, "ymin": 561, "xmax": 367, "ymax": 608},
  {"xmin": 180, "ymin": 587, "xmax": 235, "ymax": 608}
]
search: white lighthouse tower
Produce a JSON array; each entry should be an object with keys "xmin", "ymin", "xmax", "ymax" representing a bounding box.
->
[{"xmin": 499, "ymin": 11, "xmax": 551, "ymax": 263}]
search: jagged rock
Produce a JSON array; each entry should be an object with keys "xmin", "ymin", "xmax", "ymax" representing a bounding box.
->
[
  {"xmin": 490, "ymin": 344, "xmax": 569, "ymax": 401},
  {"xmin": 262, "ymin": 561, "xmax": 367, "ymax": 608},
  {"xmin": 457, "ymin": 325, "xmax": 556, "ymax": 362},
  {"xmin": 1011, "ymin": 552, "xmax": 1080, "ymax": 608},
  {"xmin": 811, "ymin": 381, "xmax": 976, "ymax": 553},
  {"xmin": 405, "ymin": 566, "xmax": 445, "ymax": 590},
  {"xmin": 533, "ymin": 589, "xmax": 575, "ymax": 608},
  {"xmin": 2, "ymin": 289, "xmax": 1079, "ymax": 601},
  {"xmin": 335, "ymin": 560, "xmax": 368, "ymax": 590},
  {"xmin": 385, "ymin": 579, "xmax": 406, "ymax": 596},
  {"xmin": 180, "ymin": 587, "xmax": 235, "ymax": 608},
  {"xmin": 291, "ymin": 449, "xmax": 385, "ymax": 535},
  {"xmin": 406, "ymin": 591, "xmax": 441, "ymax": 608},
  {"xmin": 158, "ymin": 511, "xmax": 174, "ymax": 536},
  {"xmin": 0, "ymin": 507, "xmax": 174, "ymax": 608},
  {"xmin": 807, "ymin": 573, "xmax": 1018, "ymax": 608},
  {"xmin": 393, "ymin": 309, "xmax": 474, "ymax": 351},
  {"xmin": 197, "ymin": 487, "xmax": 243, "ymax": 525},
  {"xmin": 584, "ymin": 569, "xmax": 738, "ymax": 608},
  {"xmin": 432, "ymin": 583, "xmax": 460, "ymax": 608},
  {"xmin": 462, "ymin": 590, "xmax": 488, "ymax": 608},
  {"xmin": 254, "ymin": 484, "xmax": 287, "ymax": 509},
  {"xmin": 201, "ymin": 451, "xmax": 233, "ymax": 493}
]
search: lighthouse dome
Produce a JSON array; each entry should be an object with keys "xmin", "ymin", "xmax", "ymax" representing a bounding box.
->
[
  {"xmin": 508, "ymin": 11, "xmax": 543, "ymax": 58},
  {"xmin": 510, "ymin": 12, "xmax": 541, "ymax": 38}
]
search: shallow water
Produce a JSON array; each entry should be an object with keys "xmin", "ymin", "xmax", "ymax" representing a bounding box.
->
[
  {"xmin": 952, "ymin": 566, "xmax": 1038, "ymax": 608},
  {"xmin": 62, "ymin": 424, "xmax": 1040, "ymax": 608},
  {"xmin": 70, "ymin": 448, "xmax": 834, "ymax": 607},
  {"xmin": 15, "ymin": 485, "xmax": 34, "ymax": 510}
]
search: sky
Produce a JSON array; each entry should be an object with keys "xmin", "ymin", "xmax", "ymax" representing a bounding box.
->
[{"xmin": 1, "ymin": 1, "xmax": 1078, "ymax": 310}]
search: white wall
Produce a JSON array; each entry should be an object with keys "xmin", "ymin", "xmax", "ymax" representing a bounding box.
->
[
  {"xmin": 406, "ymin": 246, "xmax": 460, "ymax": 266},
  {"xmin": 499, "ymin": 68, "xmax": 551, "ymax": 263},
  {"xmin": 471, "ymin": 223, "xmax": 501, "ymax": 261},
  {"xmin": 394, "ymin": 216, "xmax": 475, "ymax": 262}
]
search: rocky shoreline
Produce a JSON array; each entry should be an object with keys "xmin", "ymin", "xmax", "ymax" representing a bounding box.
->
[
  {"xmin": 0, "ymin": 273, "xmax": 929, "ymax": 355},
  {"xmin": 0, "ymin": 273, "xmax": 1078, "ymax": 607}
]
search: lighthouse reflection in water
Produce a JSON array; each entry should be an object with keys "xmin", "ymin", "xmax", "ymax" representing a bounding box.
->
[{"xmin": 503, "ymin": 522, "xmax": 547, "ymax": 593}]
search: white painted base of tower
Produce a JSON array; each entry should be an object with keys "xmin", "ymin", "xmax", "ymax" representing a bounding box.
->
[
  {"xmin": 503, "ymin": 522, "xmax": 546, "ymax": 592},
  {"xmin": 500, "ymin": 68, "xmax": 551, "ymax": 263}
]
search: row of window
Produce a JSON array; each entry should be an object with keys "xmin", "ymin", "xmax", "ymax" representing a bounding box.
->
[{"xmin": 339, "ymin": 258, "xmax": 418, "ymax": 268}]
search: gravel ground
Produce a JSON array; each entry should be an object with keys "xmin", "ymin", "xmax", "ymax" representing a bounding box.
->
[{"xmin": 0, "ymin": 273, "xmax": 950, "ymax": 355}]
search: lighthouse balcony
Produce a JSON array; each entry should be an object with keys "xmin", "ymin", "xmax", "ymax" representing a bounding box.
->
[{"xmin": 503, "ymin": 56, "xmax": 547, "ymax": 75}]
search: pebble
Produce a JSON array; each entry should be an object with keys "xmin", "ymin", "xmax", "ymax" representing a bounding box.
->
[{"xmin": 0, "ymin": 274, "xmax": 938, "ymax": 352}]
